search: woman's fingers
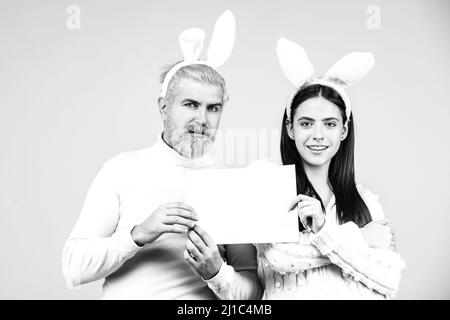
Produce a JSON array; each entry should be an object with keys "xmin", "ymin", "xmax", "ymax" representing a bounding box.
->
[
  {"xmin": 288, "ymin": 194, "xmax": 316, "ymax": 211},
  {"xmin": 298, "ymin": 208, "xmax": 314, "ymax": 231},
  {"xmin": 296, "ymin": 200, "xmax": 318, "ymax": 209},
  {"xmin": 375, "ymin": 219, "xmax": 389, "ymax": 225}
]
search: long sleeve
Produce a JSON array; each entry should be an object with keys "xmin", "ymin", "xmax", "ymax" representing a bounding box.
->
[
  {"xmin": 309, "ymin": 187, "xmax": 405, "ymax": 298},
  {"xmin": 204, "ymin": 244, "xmax": 263, "ymax": 300},
  {"xmin": 62, "ymin": 157, "xmax": 141, "ymax": 288}
]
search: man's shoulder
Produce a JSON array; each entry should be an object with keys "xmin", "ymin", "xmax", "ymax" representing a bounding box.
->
[{"xmin": 103, "ymin": 146, "xmax": 154, "ymax": 170}]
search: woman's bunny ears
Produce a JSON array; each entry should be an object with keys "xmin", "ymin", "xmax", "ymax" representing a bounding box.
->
[
  {"xmin": 160, "ymin": 10, "xmax": 236, "ymax": 98},
  {"xmin": 277, "ymin": 37, "xmax": 375, "ymax": 122}
]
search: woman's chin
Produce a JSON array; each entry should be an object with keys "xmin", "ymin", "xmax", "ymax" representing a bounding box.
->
[{"xmin": 301, "ymin": 156, "xmax": 331, "ymax": 168}]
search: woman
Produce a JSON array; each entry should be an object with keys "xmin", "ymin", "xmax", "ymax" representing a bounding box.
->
[{"xmin": 255, "ymin": 38, "xmax": 405, "ymax": 299}]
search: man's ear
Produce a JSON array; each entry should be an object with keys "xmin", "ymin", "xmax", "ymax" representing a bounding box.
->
[
  {"xmin": 286, "ymin": 118, "xmax": 295, "ymax": 140},
  {"xmin": 158, "ymin": 97, "xmax": 168, "ymax": 120}
]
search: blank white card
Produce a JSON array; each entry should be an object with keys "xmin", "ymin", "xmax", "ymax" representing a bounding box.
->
[{"xmin": 185, "ymin": 164, "xmax": 299, "ymax": 244}]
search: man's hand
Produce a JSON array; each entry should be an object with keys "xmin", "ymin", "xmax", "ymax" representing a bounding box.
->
[
  {"xmin": 131, "ymin": 202, "xmax": 199, "ymax": 246},
  {"xmin": 361, "ymin": 220, "xmax": 397, "ymax": 251},
  {"xmin": 184, "ymin": 225, "xmax": 223, "ymax": 280}
]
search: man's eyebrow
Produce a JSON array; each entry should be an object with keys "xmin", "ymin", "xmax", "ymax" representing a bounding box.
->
[
  {"xmin": 322, "ymin": 117, "xmax": 340, "ymax": 121},
  {"xmin": 181, "ymin": 98, "xmax": 200, "ymax": 104},
  {"xmin": 207, "ymin": 102, "xmax": 223, "ymax": 107}
]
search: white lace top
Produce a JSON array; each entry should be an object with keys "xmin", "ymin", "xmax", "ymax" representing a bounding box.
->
[{"xmin": 255, "ymin": 184, "xmax": 405, "ymax": 300}]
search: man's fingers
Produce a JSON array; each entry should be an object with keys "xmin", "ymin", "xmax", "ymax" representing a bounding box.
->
[
  {"xmin": 163, "ymin": 225, "xmax": 188, "ymax": 234},
  {"xmin": 288, "ymin": 194, "xmax": 315, "ymax": 211},
  {"xmin": 184, "ymin": 249, "xmax": 198, "ymax": 266},
  {"xmin": 188, "ymin": 229, "xmax": 208, "ymax": 253},
  {"xmin": 165, "ymin": 208, "xmax": 199, "ymax": 221},
  {"xmin": 186, "ymin": 239, "xmax": 202, "ymax": 259},
  {"xmin": 165, "ymin": 202, "xmax": 198, "ymax": 216},
  {"xmin": 164, "ymin": 216, "xmax": 196, "ymax": 228},
  {"xmin": 192, "ymin": 225, "xmax": 215, "ymax": 247}
]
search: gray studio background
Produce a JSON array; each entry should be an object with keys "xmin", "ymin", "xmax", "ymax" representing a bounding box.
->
[{"xmin": 0, "ymin": 0, "xmax": 449, "ymax": 299}]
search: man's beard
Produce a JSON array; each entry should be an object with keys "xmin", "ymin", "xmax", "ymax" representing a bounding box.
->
[{"xmin": 167, "ymin": 128, "xmax": 214, "ymax": 159}]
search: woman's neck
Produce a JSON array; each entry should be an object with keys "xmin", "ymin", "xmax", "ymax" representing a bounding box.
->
[{"xmin": 303, "ymin": 161, "xmax": 333, "ymax": 206}]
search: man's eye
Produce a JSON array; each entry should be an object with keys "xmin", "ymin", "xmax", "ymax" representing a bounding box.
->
[
  {"xmin": 208, "ymin": 105, "xmax": 221, "ymax": 112},
  {"xmin": 325, "ymin": 122, "xmax": 337, "ymax": 128},
  {"xmin": 185, "ymin": 102, "xmax": 197, "ymax": 108}
]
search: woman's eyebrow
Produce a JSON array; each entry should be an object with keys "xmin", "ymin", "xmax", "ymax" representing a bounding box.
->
[
  {"xmin": 297, "ymin": 116, "xmax": 315, "ymax": 121},
  {"xmin": 322, "ymin": 117, "xmax": 339, "ymax": 121}
]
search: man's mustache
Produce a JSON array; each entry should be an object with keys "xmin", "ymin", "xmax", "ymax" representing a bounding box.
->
[{"xmin": 183, "ymin": 125, "xmax": 213, "ymax": 136}]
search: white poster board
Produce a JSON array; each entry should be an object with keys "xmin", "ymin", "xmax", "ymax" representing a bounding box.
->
[{"xmin": 185, "ymin": 164, "xmax": 299, "ymax": 244}]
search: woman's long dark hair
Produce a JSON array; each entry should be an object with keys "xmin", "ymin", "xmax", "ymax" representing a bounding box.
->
[{"xmin": 280, "ymin": 84, "xmax": 372, "ymax": 230}]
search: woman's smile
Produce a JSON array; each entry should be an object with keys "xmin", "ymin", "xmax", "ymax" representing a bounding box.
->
[{"xmin": 306, "ymin": 145, "xmax": 329, "ymax": 153}]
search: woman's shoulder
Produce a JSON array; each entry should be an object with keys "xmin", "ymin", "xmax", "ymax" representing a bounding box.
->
[
  {"xmin": 356, "ymin": 184, "xmax": 385, "ymax": 221},
  {"xmin": 356, "ymin": 184, "xmax": 379, "ymax": 201}
]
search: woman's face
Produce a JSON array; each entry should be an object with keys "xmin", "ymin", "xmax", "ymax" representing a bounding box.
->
[{"xmin": 287, "ymin": 96, "xmax": 348, "ymax": 169}]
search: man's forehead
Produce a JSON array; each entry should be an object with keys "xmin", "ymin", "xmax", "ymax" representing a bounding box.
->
[{"xmin": 174, "ymin": 78, "xmax": 223, "ymax": 104}]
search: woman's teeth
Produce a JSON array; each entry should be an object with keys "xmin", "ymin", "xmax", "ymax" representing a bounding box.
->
[{"xmin": 307, "ymin": 145, "xmax": 328, "ymax": 151}]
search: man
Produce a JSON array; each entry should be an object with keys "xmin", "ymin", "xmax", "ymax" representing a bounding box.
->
[{"xmin": 62, "ymin": 62, "xmax": 263, "ymax": 299}]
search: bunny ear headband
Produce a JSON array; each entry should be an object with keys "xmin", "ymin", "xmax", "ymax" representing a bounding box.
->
[
  {"xmin": 276, "ymin": 37, "xmax": 375, "ymax": 123},
  {"xmin": 160, "ymin": 10, "xmax": 236, "ymax": 98}
]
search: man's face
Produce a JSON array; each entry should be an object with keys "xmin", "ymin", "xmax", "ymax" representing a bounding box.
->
[{"xmin": 160, "ymin": 78, "xmax": 224, "ymax": 158}]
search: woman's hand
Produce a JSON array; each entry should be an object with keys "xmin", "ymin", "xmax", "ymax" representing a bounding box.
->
[
  {"xmin": 289, "ymin": 194, "xmax": 325, "ymax": 233},
  {"xmin": 361, "ymin": 220, "xmax": 397, "ymax": 251}
]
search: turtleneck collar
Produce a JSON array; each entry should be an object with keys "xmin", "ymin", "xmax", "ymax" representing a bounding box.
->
[{"xmin": 154, "ymin": 132, "xmax": 215, "ymax": 168}]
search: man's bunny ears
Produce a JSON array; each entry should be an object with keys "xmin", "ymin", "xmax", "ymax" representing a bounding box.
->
[
  {"xmin": 277, "ymin": 37, "xmax": 375, "ymax": 122},
  {"xmin": 160, "ymin": 10, "xmax": 236, "ymax": 98}
]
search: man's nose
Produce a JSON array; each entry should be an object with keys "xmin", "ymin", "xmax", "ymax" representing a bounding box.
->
[{"xmin": 195, "ymin": 106, "xmax": 208, "ymax": 125}]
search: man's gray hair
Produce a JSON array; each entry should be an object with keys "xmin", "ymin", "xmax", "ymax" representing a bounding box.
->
[{"xmin": 159, "ymin": 62, "xmax": 228, "ymax": 105}]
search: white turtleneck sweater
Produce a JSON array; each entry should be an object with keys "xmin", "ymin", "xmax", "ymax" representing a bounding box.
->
[{"xmin": 62, "ymin": 134, "xmax": 261, "ymax": 300}]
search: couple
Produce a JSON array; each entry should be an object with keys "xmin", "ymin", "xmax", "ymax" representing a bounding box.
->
[{"xmin": 62, "ymin": 11, "xmax": 404, "ymax": 300}]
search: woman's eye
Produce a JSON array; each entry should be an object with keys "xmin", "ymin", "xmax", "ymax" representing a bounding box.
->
[
  {"xmin": 325, "ymin": 122, "xmax": 337, "ymax": 128},
  {"xmin": 300, "ymin": 122, "xmax": 312, "ymax": 128},
  {"xmin": 185, "ymin": 103, "xmax": 197, "ymax": 108}
]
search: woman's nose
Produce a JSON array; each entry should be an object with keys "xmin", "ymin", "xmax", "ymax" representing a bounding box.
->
[{"xmin": 312, "ymin": 124, "xmax": 324, "ymax": 141}]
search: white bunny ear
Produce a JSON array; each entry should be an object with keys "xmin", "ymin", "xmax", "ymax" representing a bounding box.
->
[
  {"xmin": 207, "ymin": 10, "xmax": 236, "ymax": 67},
  {"xmin": 325, "ymin": 52, "xmax": 375, "ymax": 87},
  {"xmin": 276, "ymin": 37, "xmax": 315, "ymax": 88},
  {"xmin": 179, "ymin": 28, "xmax": 205, "ymax": 62}
]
